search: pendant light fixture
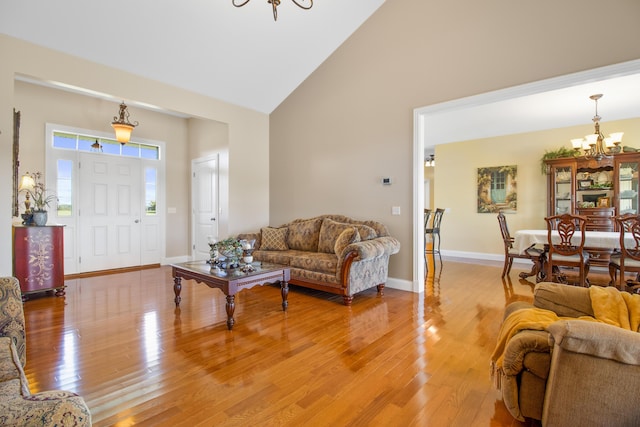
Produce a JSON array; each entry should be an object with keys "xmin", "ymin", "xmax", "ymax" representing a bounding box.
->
[{"xmin": 111, "ymin": 101, "xmax": 139, "ymax": 145}]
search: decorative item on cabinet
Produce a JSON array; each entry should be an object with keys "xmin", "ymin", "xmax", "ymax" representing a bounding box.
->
[
  {"xmin": 12, "ymin": 225, "xmax": 65, "ymax": 300},
  {"xmin": 18, "ymin": 171, "xmax": 56, "ymax": 226}
]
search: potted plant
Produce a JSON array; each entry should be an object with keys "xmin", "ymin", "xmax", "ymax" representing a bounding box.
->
[{"xmin": 19, "ymin": 171, "xmax": 56, "ymax": 226}]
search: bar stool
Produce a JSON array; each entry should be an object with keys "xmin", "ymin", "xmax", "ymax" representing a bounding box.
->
[{"xmin": 425, "ymin": 208, "xmax": 444, "ymax": 273}]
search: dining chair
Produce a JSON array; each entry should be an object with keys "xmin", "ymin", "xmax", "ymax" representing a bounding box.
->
[
  {"xmin": 609, "ymin": 214, "xmax": 640, "ymax": 290},
  {"xmin": 425, "ymin": 208, "xmax": 444, "ymax": 272},
  {"xmin": 497, "ymin": 211, "xmax": 544, "ymax": 278},
  {"xmin": 545, "ymin": 213, "xmax": 590, "ymax": 287}
]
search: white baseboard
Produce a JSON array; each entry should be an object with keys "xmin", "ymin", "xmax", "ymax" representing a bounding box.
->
[{"xmin": 385, "ymin": 277, "xmax": 413, "ymax": 292}]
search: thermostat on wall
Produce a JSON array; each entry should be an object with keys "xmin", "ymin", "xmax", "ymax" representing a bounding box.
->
[{"xmin": 382, "ymin": 177, "xmax": 392, "ymax": 185}]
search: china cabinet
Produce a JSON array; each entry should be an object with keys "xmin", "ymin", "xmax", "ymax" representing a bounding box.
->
[
  {"xmin": 12, "ymin": 225, "xmax": 65, "ymax": 300},
  {"xmin": 545, "ymin": 153, "xmax": 640, "ymax": 266},
  {"xmin": 545, "ymin": 152, "xmax": 640, "ymax": 228}
]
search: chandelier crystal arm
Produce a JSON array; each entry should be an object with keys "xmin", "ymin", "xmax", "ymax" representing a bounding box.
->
[{"xmin": 232, "ymin": 0, "xmax": 251, "ymax": 6}]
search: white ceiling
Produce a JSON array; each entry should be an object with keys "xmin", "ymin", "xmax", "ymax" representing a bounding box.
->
[
  {"xmin": 2, "ymin": 1, "xmax": 639, "ymax": 149},
  {"xmin": 424, "ymin": 65, "xmax": 640, "ymax": 152},
  {"xmin": 0, "ymin": 0, "xmax": 386, "ymax": 114}
]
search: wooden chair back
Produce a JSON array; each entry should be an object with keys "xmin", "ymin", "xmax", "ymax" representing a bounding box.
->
[
  {"xmin": 497, "ymin": 211, "xmax": 513, "ymax": 251},
  {"xmin": 615, "ymin": 214, "xmax": 640, "ymax": 262},
  {"xmin": 545, "ymin": 214, "xmax": 587, "ymax": 257}
]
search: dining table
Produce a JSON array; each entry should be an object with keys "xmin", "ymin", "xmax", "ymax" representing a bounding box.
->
[{"xmin": 513, "ymin": 229, "xmax": 634, "ymax": 282}]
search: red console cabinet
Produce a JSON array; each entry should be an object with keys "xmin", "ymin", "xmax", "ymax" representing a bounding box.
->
[{"xmin": 12, "ymin": 225, "xmax": 65, "ymax": 299}]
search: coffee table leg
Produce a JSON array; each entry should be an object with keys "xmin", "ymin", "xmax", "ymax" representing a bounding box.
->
[
  {"xmin": 173, "ymin": 277, "xmax": 182, "ymax": 306},
  {"xmin": 281, "ymin": 280, "xmax": 289, "ymax": 311},
  {"xmin": 226, "ymin": 294, "xmax": 235, "ymax": 330}
]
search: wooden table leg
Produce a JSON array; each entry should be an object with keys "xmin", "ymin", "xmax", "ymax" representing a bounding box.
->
[
  {"xmin": 226, "ymin": 294, "xmax": 236, "ymax": 330},
  {"xmin": 173, "ymin": 276, "xmax": 182, "ymax": 306},
  {"xmin": 281, "ymin": 280, "xmax": 289, "ymax": 311}
]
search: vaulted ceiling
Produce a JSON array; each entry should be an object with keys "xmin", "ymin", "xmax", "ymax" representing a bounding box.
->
[
  {"xmin": 0, "ymin": 1, "xmax": 386, "ymax": 114},
  {"xmin": 3, "ymin": 1, "xmax": 639, "ymax": 148}
]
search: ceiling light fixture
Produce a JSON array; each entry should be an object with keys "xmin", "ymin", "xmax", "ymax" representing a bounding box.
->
[
  {"xmin": 232, "ymin": 0, "xmax": 313, "ymax": 21},
  {"xmin": 571, "ymin": 94, "xmax": 623, "ymax": 161},
  {"xmin": 111, "ymin": 101, "xmax": 139, "ymax": 145},
  {"xmin": 425, "ymin": 154, "xmax": 435, "ymax": 168}
]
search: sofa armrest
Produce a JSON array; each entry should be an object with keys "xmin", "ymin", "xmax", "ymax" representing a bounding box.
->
[
  {"xmin": 0, "ymin": 379, "xmax": 91, "ymax": 426},
  {"xmin": 547, "ymin": 319, "xmax": 640, "ymax": 365},
  {"xmin": 343, "ymin": 236, "xmax": 400, "ymax": 261},
  {"xmin": 0, "ymin": 277, "xmax": 26, "ymax": 367},
  {"xmin": 501, "ymin": 330, "xmax": 551, "ymax": 376}
]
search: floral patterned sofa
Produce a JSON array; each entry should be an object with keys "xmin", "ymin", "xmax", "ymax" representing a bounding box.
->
[
  {"xmin": 238, "ymin": 214, "xmax": 401, "ymax": 305},
  {"xmin": 0, "ymin": 276, "xmax": 91, "ymax": 426}
]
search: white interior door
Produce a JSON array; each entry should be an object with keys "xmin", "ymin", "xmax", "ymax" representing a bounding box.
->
[
  {"xmin": 79, "ymin": 153, "xmax": 141, "ymax": 272},
  {"xmin": 192, "ymin": 156, "xmax": 219, "ymax": 260}
]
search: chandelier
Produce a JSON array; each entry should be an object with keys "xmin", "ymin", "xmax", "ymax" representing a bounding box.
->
[
  {"xmin": 111, "ymin": 101, "xmax": 139, "ymax": 145},
  {"xmin": 232, "ymin": 0, "xmax": 313, "ymax": 21},
  {"xmin": 571, "ymin": 94, "xmax": 624, "ymax": 161}
]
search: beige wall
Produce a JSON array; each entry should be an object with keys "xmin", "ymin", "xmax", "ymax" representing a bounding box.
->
[
  {"xmin": 14, "ymin": 81, "xmax": 191, "ymax": 258},
  {"xmin": 270, "ymin": 0, "xmax": 640, "ymax": 282},
  {"xmin": 0, "ymin": 34, "xmax": 270, "ymax": 275},
  {"xmin": 436, "ymin": 118, "xmax": 640, "ymax": 258}
]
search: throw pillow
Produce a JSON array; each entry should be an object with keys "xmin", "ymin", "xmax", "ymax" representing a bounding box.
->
[
  {"xmin": 355, "ymin": 224, "xmax": 377, "ymax": 240},
  {"xmin": 318, "ymin": 218, "xmax": 354, "ymax": 253},
  {"xmin": 334, "ymin": 227, "xmax": 361, "ymax": 256},
  {"xmin": 287, "ymin": 218, "xmax": 323, "ymax": 252},
  {"xmin": 260, "ymin": 227, "xmax": 289, "ymax": 251}
]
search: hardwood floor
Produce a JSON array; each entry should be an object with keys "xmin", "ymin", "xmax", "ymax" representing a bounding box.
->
[{"xmin": 22, "ymin": 260, "xmax": 542, "ymax": 426}]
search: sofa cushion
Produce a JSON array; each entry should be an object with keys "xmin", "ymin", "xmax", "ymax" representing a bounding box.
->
[
  {"xmin": 534, "ymin": 282, "xmax": 594, "ymax": 317},
  {"xmin": 260, "ymin": 227, "xmax": 289, "ymax": 251},
  {"xmin": 287, "ymin": 218, "xmax": 323, "ymax": 252},
  {"xmin": 254, "ymin": 250, "xmax": 293, "ymax": 266},
  {"xmin": 334, "ymin": 227, "xmax": 361, "ymax": 256},
  {"xmin": 318, "ymin": 219, "xmax": 357, "ymax": 254},
  {"xmin": 289, "ymin": 252, "xmax": 338, "ymax": 276}
]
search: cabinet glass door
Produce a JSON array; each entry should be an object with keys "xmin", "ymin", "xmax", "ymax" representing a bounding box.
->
[
  {"xmin": 618, "ymin": 161, "xmax": 639, "ymax": 215},
  {"xmin": 554, "ymin": 166, "xmax": 573, "ymax": 215}
]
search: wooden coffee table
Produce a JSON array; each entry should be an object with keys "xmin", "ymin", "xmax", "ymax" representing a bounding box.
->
[{"xmin": 171, "ymin": 261, "xmax": 290, "ymax": 330}]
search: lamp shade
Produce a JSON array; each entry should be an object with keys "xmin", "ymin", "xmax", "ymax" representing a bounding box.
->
[
  {"xmin": 18, "ymin": 174, "xmax": 35, "ymax": 191},
  {"xmin": 111, "ymin": 122, "xmax": 134, "ymax": 144}
]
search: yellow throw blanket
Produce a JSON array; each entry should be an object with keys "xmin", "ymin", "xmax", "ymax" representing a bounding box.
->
[{"xmin": 589, "ymin": 285, "xmax": 640, "ymax": 332}]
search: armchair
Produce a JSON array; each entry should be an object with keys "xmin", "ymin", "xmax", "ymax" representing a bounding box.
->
[
  {"xmin": 492, "ymin": 282, "xmax": 640, "ymax": 425},
  {"xmin": 0, "ymin": 276, "xmax": 91, "ymax": 426}
]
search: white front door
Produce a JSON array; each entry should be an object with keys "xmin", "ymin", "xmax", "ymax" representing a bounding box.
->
[
  {"xmin": 78, "ymin": 152, "xmax": 141, "ymax": 272},
  {"xmin": 192, "ymin": 156, "xmax": 219, "ymax": 260}
]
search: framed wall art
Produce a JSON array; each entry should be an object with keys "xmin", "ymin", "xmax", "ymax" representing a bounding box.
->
[{"xmin": 477, "ymin": 165, "xmax": 517, "ymax": 213}]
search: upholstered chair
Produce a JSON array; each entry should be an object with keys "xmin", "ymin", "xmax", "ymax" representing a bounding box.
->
[
  {"xmin": 492, "ymin": 282, "xmax": 640, "ymax": 425},
  {"xmin": 0, "ymin": 276, "xmax": 92, "ymax": 426}
]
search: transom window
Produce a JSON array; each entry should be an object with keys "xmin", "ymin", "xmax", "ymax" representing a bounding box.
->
[{"xmin": 53, "ymin": 131, "xmax": 160, "ymax": 159}]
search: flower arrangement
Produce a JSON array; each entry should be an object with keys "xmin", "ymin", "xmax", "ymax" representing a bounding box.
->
[
  {"xmin": 19, "ymin": 171, "xmax": 56, "ymax": 212},
  {"xmin": 210, "ymin": 238, "xmax": 244, "ymax": 267}
]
